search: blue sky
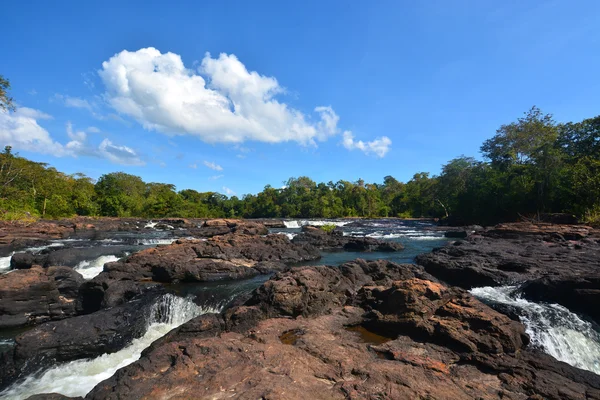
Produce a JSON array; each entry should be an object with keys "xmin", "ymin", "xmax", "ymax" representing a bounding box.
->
[{"xmin": 2, "ymin": 0, "xmax": 599, "ymax": 196}]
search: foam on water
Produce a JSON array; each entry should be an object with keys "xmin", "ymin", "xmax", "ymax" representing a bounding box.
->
[
  {"xmin": 471, "ymin": 285, "xmax": 600, "ymax": 374},
  {"xmin": 74, "ymin": 255, "xmax": 120, "ymax": 280},
  {"xmin": 276, "ymin": 232, "xmax": 297, "ymax": 240},
  {"xmin": 283, "ymin": 220, "xmax": 350, "ymax": 229},
  {"xmin": 1, "ymin": 294, "xmax": 219, "ymax": 399},
  {"xmin": 0, "ymin": 254, "xmax": 13, "ymax": 273},
  {"xmin": 144, "ymin": 221, "xmax": 157, "ymax": 229},
  {"xmin": 25, "ymin": 243, "xmax": 65, "ymax": 254},
  {"xmin": 135, "ymin": 238, "xmax": 178, "ymax": 246}
]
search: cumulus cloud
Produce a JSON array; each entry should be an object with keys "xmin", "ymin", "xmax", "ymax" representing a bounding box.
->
[
  {"xmin": 0, "ymin": 108, "xmax": 144, "ymax": 165},
  {"xmin": 222, "ymin": 186, "xmax": 235, "ymax": 196},
  {"xmin": 203, "ymin": 160, "xmax": 223, "ymax": 171},
  {"xmin": 87, "ymin": 126, "xmax": 101, "ymax": 133},
  {"xmin": 209, "ymin": 174, "xmax": 224, "ymax": 180},
  {"xmin": 98, "ymin": 48, "xmax": 343, "ymax": 145},
  {"xmin": 342, "ymin": 131, "xmax": 391, "ymax": 158},
  {"xmin": 0, "ymin": 107, "xmax": 66, "ymax": 155}
]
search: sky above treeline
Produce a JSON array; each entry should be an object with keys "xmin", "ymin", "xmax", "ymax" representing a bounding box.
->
[{"xmin": 2, "ymin": 0, "xmax": 599, "ymax": 196}]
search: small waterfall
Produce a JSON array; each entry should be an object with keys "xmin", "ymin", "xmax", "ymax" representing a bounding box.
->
[
  {"xmin": 471, "ymin": 285, "xmax": 600, "ymax": 374},
  {"xmin": 283, "ymin": 220, "xmax": 301, "ymax": 228},
  {"xmin": 74, "ymin": 255, "xmax": 120, "ymax": 280},
  {"xmin": 0, "ymin": 253, "xmax": 13, "ymax": 273},
  {"xmin": 1, "ymin": 294, "xmax": 221, "ymax": 399}
]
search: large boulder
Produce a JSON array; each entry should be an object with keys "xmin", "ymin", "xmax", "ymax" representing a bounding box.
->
[{"xmin": 0, "ymin": 266, "xmax": 83, "ymax": 329}]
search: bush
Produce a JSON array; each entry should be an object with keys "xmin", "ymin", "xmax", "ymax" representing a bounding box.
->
[{"xmin": 321, "ymin": 223, "xmax": 337, "ymax": 233}]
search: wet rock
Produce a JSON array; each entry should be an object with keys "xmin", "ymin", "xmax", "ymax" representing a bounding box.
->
[
  {"xmin": 25, "ymin": 394, "xmax": 81, "ymax": 400},
  {"xmin": 86, "ymin": 262, "xmax": 600, "ymax": 400},
  {"xmin": 292, "ymin": 225, "xmax": 404, "ymax": 252},
  {"xmin": 0, "ymin": 266, "xmax": 83, "ymax": 329},
  {"xmin": 0, "ymin": 289, "xmax": 162, "ymax": 389},
  {"xmin": 416, "ymin": 223, "xmax": 600, "ymax": 322}
]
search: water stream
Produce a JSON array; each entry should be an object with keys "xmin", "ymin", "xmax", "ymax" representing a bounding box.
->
[
  {"xmin": 471, "ymin": 285, "xmax": 600, "ymax": 374},
  {"xmin": 1, "ymin": 218, "xmax": 599, "ymax": 398},
  {"xmin": 1, "ymin": 294, "xmax": 218, "ymax": 399}
]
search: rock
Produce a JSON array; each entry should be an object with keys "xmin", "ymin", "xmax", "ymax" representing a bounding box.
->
[
  {"xmin": 522, "ymin": 276, "xmax": 600, "ymax": 323},
  {"xmin": 444, "ymin": 230, "xmax": 470, "ymax": 238},
  {"xmin": 86, "ymin": 262, "xmax": 600, "ymax": 400},
  {"xmin": 97, "ymin": 234, "xmax": 320, "ymax": 284},
  {"xmin": 25, "ymin": 394, "xmax": 81, "ymax": 400},
  {"xmin": 0, "ymin": 289, "xmax": 162, "ymax": 390},
  {"xmin": 9, "ymin": 252, "xmax": 35, "ymax": 269},
  {"xmin": 292, "ymin": 225, "xmax": 404, "ymax": 252},
  {"xmin": 189, "ymin": 220, "xmax": 270, "ymax": 238},
  {"xmin": 360, "ymin": 278, "xmax": 528, "ymax": 354},
  {"xmin": 416, "ymin": 224, "xmax": 600, "ymax": 322},
  {"xmin": 0, "ymin": 266, "xmax": 83, "ymax": 329},
  {"xmin": 0, "ymin": 221, "xmax": 73, "ymax": 248}
]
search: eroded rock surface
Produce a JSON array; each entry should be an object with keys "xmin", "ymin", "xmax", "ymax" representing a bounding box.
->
[
  {"xmin": 97, "ymin": 234, "xmax": 320, "ymax": 284},
  {"xmin": 415, "ymin": 223, "xmax": 600, "ymax": 321},
  {"xmin": 0, "ymin": 266, "xmax": 83, "ymax": 329},
  {"xmin": 86, "ymin": 260, "xmax": 600, "ymax": 400}
]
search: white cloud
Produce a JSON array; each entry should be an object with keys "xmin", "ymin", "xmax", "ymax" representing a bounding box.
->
[
  {"xmin": 98, "ymin": 138, "xmax": 145, "ymax": 166},
  {"xmin": 222, "ymin": 186, "xmax": 235, "ymax": 196},
  {"xmin": 0, "ymin": 109, "xmax": 144, "ymax": 165},
  {"xmin": 189, "ymin": 163, "xmax": 197, "ymax": 169},
  {"xmin": 98, "ymin": 48, "xmax": 343, "ymax": 145},
  {"xmin": 342, "ymin": 131, "xmax": 391, "ymax": 158},
  {"xmin": 28, "ymin": 89, "xmax": 37, "ymax": 96},
  {"xmin": 0, "ymin": 107, "xmax": 66, "ymax": 155},
  {"xmin": 87, "ymin": 126, "xmax": 101, "ymax": 133},
  {"xmin": 203, "ymin": 160, "xmax": 223, "ymax": 171},
  {"xmin": 209, "ymin": 174, "xmax": 224, "ymax": 180}
]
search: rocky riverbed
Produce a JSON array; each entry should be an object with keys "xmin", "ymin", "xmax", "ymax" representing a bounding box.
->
[{"xmin": 0, "ymin": 218, "xmax": 599, "ymax": 399}]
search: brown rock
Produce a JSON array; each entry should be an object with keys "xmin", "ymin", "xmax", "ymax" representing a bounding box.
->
[{"xmin": 0, "ymin": 266, "xmax": 83, "ymax": 329}]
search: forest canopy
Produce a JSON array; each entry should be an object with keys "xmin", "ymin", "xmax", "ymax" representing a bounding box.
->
[{"xmin": 1, "ymin": 107, "xmax": 599, "ymax": 225}]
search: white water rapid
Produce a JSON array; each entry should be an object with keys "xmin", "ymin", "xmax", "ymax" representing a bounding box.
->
[
  {"xmin": 0, "ymin": 254, "xmax": 13, "ymax": 273},
  {"xmin": 74, "ymin": 255, "xmax": 120, "ymax": 280},
  {"xmin": 1, "ymin": 294, "xmax": 220, "ymax": 399},
  {"xmin": 283, "ymin": 220, "xmax": 350, "ymax": 229},
  {"xmin": 471, "ymin": 285, "xmax": 600, "ymax": 374}
]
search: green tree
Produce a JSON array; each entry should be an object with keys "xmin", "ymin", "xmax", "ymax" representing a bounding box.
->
[{"xmin": 0, "ymin": 75, "xmax": 15, "ymax": 112}]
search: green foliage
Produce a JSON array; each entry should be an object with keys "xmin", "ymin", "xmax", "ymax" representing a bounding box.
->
[
  {"xmin": 0, "ymin": 74, "xmax": 15, "ymax": 112},
  {"xmin": 320, "ymin": 224, "xmax": 337, "ymax": 233},
  {"xmin": 2, "ymin": 107, "xmax": 600, "ymax": 224}
]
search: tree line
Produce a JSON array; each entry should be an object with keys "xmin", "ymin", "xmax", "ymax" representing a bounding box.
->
[{"xmin": 1, "ymin": 73, "xmax": 599, "ymax": 225}]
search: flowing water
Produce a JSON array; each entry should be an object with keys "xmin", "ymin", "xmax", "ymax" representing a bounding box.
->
[
  {"xmin": 1, "ymin": 294, "xmax": 219, "ymax": 399},
  {"xmin": 1, "ymin": 218, "xmax": 599, "ymax": 398},
  {"xmin": 471, "ymin": 285, "xmax": 600, "ymax": 374},
  {"xmin": 74, "ymin": 254, "xmax": 121, "ymax": 280}
]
